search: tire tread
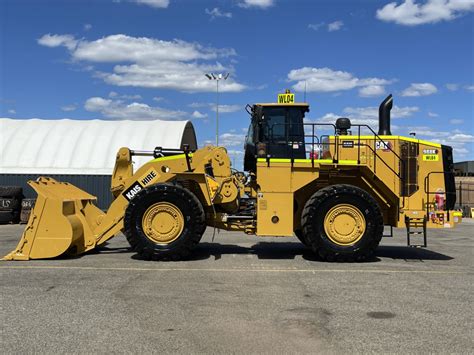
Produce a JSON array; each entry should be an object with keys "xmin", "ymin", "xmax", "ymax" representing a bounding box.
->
[
  {"xmin": 301, "ymin": 184, "xmax": 383, "ymax": 262},
  {"xmin": 124, "ymin": 183, "xmax": 206, "ymax": 261}
]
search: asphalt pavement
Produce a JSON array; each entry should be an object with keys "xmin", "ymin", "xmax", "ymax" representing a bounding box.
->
[{"xmin": 1, "ymin": 221, "xmax": 473, "ymax": 353}]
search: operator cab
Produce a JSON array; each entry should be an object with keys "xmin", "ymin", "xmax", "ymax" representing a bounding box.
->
[{"xmin": 244, "ymin": 100, "xmax": 309, "ymax": 172}]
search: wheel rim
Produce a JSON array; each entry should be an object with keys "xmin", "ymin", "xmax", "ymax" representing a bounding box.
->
[
  {"xmin": 142, "ymin": 202, "xmax": 184, "ymax": 244},
  {"xmin": 323, "ymin": 203, "xmax": 366, "ymax": 246}
]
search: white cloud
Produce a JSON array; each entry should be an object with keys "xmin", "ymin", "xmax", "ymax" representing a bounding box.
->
[
  {"xmin": 188, "ymin": 102, "xmax": 241, "ymax": 114},
  {"xmin": 401, "ymin": 82, "xmax": 438, "ymax": 96},
  {"xmin": 153, "ymin": 96, "xmax": 164, "ymax": 102},
  {"xmin": 311, "ymin": 108, "xmax": 472, "ymax": 157},
  {"xmin": 205, "ymin": 7, "xmax": 232, "ymax": 19},
  {"xmin": 71, "ymin": 34, "xmax": 233, "ymax": 62},
  {"xmin": 465, "ymin": 85, "xmax": 474, "ymax": 92},
  {"xmin": 38, "ymin": 34, "xmax": 78, "ymax": 51},
  {"xmin": 287, "ymin": 67, "xmax": 393, "ymax": 94},
  {"xmin": 311, "ymin": 105, "xmax": 419, "ymax": 132},
  {"xmin": 38, "ymin": 34, "xmax": 246, "ymax": 93},
  {"xmin": 445, "ymin": 83, "xmax": 459, "ymax": 91},
  {"xmin": 449, "ymin": 133, "xmax": 474, "ymax": 142},
  {"xmin": 133, "ymin": 0, "xmax": 169, "ymax": 9},
  {"xmin": 83, "ymin": 24, "xmax": 92, "ymax": 31},
  {"xmin": 358, "ymin": 85, "xmax": 386, "ymax": 97},
  {"xmin": 328, "ymin": 20, "xmax": 344, "ymax": 31},
  {"xmin": 216, "ymin": 131, "xmax": 247, "ymax": 169},
  {"xmin": 191, "ymin": 110, "xmax": 208, "ymax": 119},
  {"xmin": 376, "ymin": 0, "xmax": 474, "ymax": 26},
  {"xmin": 308, "ymin": 21, "xmax": 345, "ymax": 32},
  {"xmin": 449, "ymin": 118, "xmax": 464, "ymax": 124},
  {"xmin": 406, "ymin": 127, "xmax": 473, "ymax": 157},
  {"xmin": 108, "ymin": 91, "xmax": 142, "ymax": 100},
  {"xmin": 308, "ymin": 22, "xmax": 325, "ymax": 31},
  {"xmin": 188, "ymin": 102, "xmax": 209, "ymax": 108},
  {"xmin": 428, "ymin": 111, "xmax": 439, "ymax": 117},
  {"xmin": 61, "ymin": 105, "xmax": 77, "ymax": 112},
  {"xmin": 238, "ymin": 0, "xmax": 274, "ymax": 9},
  {"xmin": 84, "ymin": 96, "xmax": 187, "ymax": 120},
  {"xmin": 211, "ymin": 104, "xmax": 241, "ymax": 113},
  {"xmin": 406, "ymin": 127, "xmax": 450, "ymax": 137},
  {"xmin": 219, "ymin": 132, "xmax": 246, "ymax": 147},
  {"xmin": 7, "ymin": 109, "xmax": 16, "ymax": 114},
  {"xmin": 343, "ymin": 105, "xmax": 419, "ymax": 119}
]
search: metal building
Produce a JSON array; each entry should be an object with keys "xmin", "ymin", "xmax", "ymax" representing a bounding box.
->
[
  {"xmin": 454, "ymin": 161, "xmax": 474, "ymax": 176},
  {"xmin": 0, "ymin": 118, "xmax": 197, "ymax": 209}
]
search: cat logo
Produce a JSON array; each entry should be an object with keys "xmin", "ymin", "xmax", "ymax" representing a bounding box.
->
[{"xmin": 376, "ymin": 141, "xmax": 392, "ymax": 152}]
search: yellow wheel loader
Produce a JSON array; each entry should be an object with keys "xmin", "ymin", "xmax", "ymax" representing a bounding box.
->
[{"xmin": 3, "ymin": 94, "xmax": 462, "ymax": 262}]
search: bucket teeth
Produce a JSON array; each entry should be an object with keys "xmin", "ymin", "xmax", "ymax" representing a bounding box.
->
[{"xmin": 3, "ymin": 251, "xmax": 30, "ymax": 261}]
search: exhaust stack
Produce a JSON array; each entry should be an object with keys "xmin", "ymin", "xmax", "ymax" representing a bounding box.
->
[{"xmin": 378, "ymin": 94, "xmax": 393, "ymax": 135}]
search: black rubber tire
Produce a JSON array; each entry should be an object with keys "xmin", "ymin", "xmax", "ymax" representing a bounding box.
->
[
  {"xmin": 0, "ymin": 210, "xmax": 20, "ymax": 224},
  {"xmin": 301, "ymin": 184, "xmax": 383, "ymax": 262},
  {"xmin": 294, "ymin": 229, "xmax": 310, "ymax": 247},
  {"xmin": 0, "ymin": 186, "xmax": 23, "ymax": 198},
  {"xmin": 0, "ymin": 198, "xmax": 21, "ymax": 211},
  {"xmin": 21, "ymin": 198, "xmax": 36, "ymax": 209},
  {"xmin": 124, "ymin": 183, "xmax": 206, "ymax": 261},
  {"xmin": 20, "ymin": 209, "xmax": 32, "ymax": 224}
]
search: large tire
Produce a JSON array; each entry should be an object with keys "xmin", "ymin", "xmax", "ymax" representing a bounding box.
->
[
  {"xmin": 0, "ymin": 198, "xmax": 21, "ymax": 211},
  {"xmin": 294, "ymin": 229, "xmax": 310, "ymax": 247},
  {"xmin": 20, "ymin": 209, "xmax": 32, "ymax": 224},
  {"xmin": 0, "ymin": 186, "xmax": 23, "ymax": 198},
  {"xmin": 124, "ymin": 183, "xmax": 206, "ymax": 261},
  {"xmin": 21, "ymin": 198, "xmax": 36, "ymax": 210},
  {"xmin": 0, "ymin": 210, "xmax": 20, "ymax": 224},
  {"xmin": 302, "ymin": 184, "xmax": 383, "ymax": 262}
]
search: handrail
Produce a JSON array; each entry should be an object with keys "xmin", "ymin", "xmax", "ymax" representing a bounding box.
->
[
  {"xmin": 424, "ymin": 171, "xmax": 456, "ymax": 220},
  {"xmin": 356, "ymin": 124, "xmax": 404, "ymax": 161},
  {"xmin": 266, "ymin": 122, "xmax": 406, "ymax": 194}
]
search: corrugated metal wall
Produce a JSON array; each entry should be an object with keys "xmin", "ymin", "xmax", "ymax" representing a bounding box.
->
[
  {"xmin": 455, "ymin": 177, "xmax": 474, "ymax": 209},
  {"xmin": 0, "ymin": 174, "xmax": 113, "ymax": 210}
]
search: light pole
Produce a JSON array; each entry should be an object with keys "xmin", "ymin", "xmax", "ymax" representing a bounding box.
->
[{"xmin": 205, "ymin": 72, "xmax": 229, "ymax": 146}]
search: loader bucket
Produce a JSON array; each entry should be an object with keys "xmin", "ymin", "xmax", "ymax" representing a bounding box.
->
[{"xmin": 3, "ymin": 177, "xmax": 105, "ymax": 260}]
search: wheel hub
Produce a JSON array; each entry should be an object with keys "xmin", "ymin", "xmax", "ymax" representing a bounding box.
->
[
  {"xmin": 324, "ymin": 204, "xmax": 366, "ymax": 246},
  {"xmin": 142, "ymin": 202, "xmax": 184, "ymax": 244}
]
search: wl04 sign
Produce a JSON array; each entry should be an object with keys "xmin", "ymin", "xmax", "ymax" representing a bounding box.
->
[{"xmin": 278, "ymin": 93, "xmax": 295, "ymax": 104}]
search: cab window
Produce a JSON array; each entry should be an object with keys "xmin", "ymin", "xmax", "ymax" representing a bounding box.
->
[
  {"xmin": 246, "ymin": 123, "xmax": 254, "ymax": 144},
  {"xmin": 262, "ymin": 107, "xmax": 286, "ymax": 140},
  {"xmin": 262, "ymin": 107, "xmax": 305, "ymax": 141}
]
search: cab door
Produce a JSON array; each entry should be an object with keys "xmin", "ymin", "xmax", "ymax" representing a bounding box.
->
[{"xmin": 263, "ymin": 107, "xmax": 306, "ymax": 160}]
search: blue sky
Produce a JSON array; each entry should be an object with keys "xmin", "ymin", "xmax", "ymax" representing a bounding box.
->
[{"xmin": 1, "ymin": 0, "xmax": 473, "ymax": 167}]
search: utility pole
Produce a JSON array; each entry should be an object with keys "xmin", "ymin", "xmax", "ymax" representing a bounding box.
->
[{"xmin": 205, "ymin": 73, "xmax": 229, "ymax": 146}]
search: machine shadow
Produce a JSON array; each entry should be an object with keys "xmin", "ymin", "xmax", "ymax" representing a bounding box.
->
[
  {"xmin": 193, "ymin": 242, "xmax": 312, "ymax": 261},
  {"xmin": 375, "ymin": 246, "xmax": 453, "ymax": 261},
  {"xmin": 127, "ymin": 241, "xmax": 315, "ymax": 261},
  {"xmin": 92, "ymin": 241, "xmax": 452, "ymax": 263}
]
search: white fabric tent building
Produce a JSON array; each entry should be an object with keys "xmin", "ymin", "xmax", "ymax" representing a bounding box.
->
[{"xmin": 0, "ymin": 118, "xmax": 197, "ymax": 208}]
